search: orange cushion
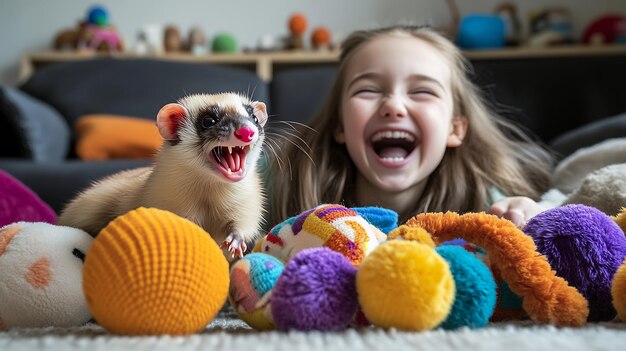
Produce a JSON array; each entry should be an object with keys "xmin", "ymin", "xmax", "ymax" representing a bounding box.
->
[{"xmin": 75, "ymin": 114, "xmax": 162, "ymax": 160}]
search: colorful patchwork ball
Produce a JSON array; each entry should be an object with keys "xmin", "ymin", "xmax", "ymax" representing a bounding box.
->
[
  {"xmin": 83, "ymin": 207, "xmax": 229, "ymax": 335},
  {"xmin": 229, "ymin": 253, "xmax": 284, "ymax": 330},
  {"xmin": 255, "ymin": 204, "xmax": 386, "ymax": 266},
  {"xmin": 0, "ymin": 222, "xmax": 93, "ymax": 329}
]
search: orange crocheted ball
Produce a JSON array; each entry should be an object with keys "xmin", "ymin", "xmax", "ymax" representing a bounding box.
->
[
  {"xmin": 83, "ymin": 207, "xmax": 229, "ymax": 335},
  {"xmin": 289, "ymin": 13, "xmax": 308, "ymax": 35}
]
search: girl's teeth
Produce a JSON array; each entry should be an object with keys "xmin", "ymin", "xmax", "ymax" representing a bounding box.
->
[{"xmin": 381, "ymin": 157, "xmax": 405, "ymax": 163}]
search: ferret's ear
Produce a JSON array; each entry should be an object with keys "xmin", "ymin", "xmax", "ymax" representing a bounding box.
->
[
  {"xmin": 252, "ymin": 101, "xmax": 268, "ymax": 127},
  {"xmin": 156, "ymin": 103, "xmax": 188, "ymax": 141}
]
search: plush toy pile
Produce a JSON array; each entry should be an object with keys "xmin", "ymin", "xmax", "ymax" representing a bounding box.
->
[{"xmin": 2, "ymin": 146, "xmax": 626, "ymax": 334}]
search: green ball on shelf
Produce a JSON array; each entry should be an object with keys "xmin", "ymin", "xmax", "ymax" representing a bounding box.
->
[{"xmin": 212, "ymin": 33, "xmax": 238, "ymax": 53}]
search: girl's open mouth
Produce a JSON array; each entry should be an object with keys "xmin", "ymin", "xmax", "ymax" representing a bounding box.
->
[{"xmin": 370, "ymin": 130, "xmax": 418, "ymax": 166}]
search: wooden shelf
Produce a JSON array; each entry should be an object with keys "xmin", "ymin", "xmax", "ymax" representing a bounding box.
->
[{"xmin": 19, "ymin": 44, "xmax": 626, "ymax": 83}]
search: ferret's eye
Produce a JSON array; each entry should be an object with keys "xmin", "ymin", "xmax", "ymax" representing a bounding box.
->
[
  {"xmin": 202, "ymin": 116, "xmax": 217, "ymax": 128},
  {"xmin": 252, "ymin": 115, "xmax": 259, "ymax": 124}
]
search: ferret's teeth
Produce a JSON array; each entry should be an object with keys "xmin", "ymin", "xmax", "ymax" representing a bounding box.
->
[{"xmin": 227, "ymin": 146, "xmax": 233, "ymax": 154}]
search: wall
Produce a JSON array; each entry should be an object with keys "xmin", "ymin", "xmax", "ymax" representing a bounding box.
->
[{"xmin": 0, "ymin": 0, "xmax": 624, "ymax": 85}]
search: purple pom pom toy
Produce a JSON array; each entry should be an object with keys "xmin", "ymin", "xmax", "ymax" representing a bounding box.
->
[
  {"xmin": 524, "ymin": 204, "xmax": 626, "ymax": 321},
  {"xmin": 270, "ymin": 247, "xmax": 358, "ymax": 331}
]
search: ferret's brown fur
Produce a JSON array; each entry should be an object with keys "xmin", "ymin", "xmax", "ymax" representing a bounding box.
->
[{"xmin": 58, "ymin": 93, "xmax": 267, "ymax": 256}]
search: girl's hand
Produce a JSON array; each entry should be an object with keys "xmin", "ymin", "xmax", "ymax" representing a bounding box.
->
[{"xmin": 488, "ymin": 196, "xmax": 546, "ymax": 227}]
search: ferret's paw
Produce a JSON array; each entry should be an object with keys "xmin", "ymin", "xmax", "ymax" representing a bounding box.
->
[{"xmin": 221, "ymin": 233, "xmax": 248, "ymax": 259}]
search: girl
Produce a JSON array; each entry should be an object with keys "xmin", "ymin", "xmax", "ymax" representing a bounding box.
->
[{"xmin": 268, "ymin": 25, "xmax": 551, "ymax": 227}]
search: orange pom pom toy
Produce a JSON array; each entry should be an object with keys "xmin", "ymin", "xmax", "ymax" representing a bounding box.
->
[{"xmin": 83, "ymin": 207, "xmax": 229, "ymax": 335}]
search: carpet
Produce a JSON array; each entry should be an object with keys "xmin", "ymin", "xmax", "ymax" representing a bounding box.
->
[{"xmin": 2, "ymin": 316, "xmax": 626, "ymax": 351}]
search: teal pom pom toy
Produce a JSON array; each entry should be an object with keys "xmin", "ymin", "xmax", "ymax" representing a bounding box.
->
[{"xmin": 436, "ymin": 245, "xmax": 497, "ymax": 329}]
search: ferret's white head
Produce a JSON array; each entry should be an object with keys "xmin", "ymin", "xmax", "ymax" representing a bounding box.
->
[{"xmin": 156, "ymin": 92, "xmax": 268, "ymax": 182}]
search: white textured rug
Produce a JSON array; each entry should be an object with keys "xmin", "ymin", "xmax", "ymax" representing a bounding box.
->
[{"xmin": 2, "ymin": 317, "xmax": 626, "ymax": 351}]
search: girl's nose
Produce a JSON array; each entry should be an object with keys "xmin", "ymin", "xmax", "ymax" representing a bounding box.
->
[{"xmin": 379, "ymin": 95, "xmax": 407, "ymax": 119}]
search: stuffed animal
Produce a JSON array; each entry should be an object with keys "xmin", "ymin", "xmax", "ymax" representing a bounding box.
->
[
  {"xmin": 0, "ymin": 222, "xmax": 92, "ymax": 329},
  {"xmin": 83, "ymin": 207, "xmax": 229, "ymax": 335}
]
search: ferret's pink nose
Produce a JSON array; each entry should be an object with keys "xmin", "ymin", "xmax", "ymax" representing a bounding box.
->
[{"xmin": 234, "ymin": 126, "xmax": 255, "ymax": 142}]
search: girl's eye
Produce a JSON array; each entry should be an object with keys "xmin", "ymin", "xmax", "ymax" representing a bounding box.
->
[
  {"xmin": 355, "ymin": 88, "xmax": 380, "ymax": 95},
  {"xmin": 202, "ymin": 116, "xmax": 217, "ymax": 128},
  {"xmin": 410, "ymin": 89, "xmax": 437, "ymax": 97}
]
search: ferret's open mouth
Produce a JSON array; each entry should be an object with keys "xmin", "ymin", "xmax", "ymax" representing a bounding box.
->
[
  {"xmin": 210, "ymin": 145, "xmax": 253, "ymax": 181},
  {"xmin": 370, "ymin": 130, "xmax": 418, "ymax": 165}
]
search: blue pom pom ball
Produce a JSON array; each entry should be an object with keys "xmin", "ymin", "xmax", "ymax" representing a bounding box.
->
[{"xmin": 436, "ymin": 245, "xmax": 497, "ymax": 329}]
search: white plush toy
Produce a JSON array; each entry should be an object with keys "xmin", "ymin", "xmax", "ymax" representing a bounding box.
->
[{"xmin": 0, "ymin": 222, "xmax": 93, "ymax": 329}]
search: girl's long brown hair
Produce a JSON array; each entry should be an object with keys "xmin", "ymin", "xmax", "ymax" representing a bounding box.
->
[{"xmin": 267, "ymin": 25, "xmax": 551, "ymax": 226}]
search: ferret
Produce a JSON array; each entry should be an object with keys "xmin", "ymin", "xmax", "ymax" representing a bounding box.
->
[{"xmin": 58, "ymin": 92, "xmax": 267, "ymax": 258}]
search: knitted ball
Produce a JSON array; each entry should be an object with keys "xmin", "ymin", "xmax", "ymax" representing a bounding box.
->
[
  {"xmin": 83, "ymin": 207, "xmax": 229, "ymax": 335},
  {"xmin": 357, "ymin": 240, "xmax": 455, "ymax": 331},
  {"xmin": 211, "ymin": 33, "xmax": 237, "ymax": 53},
  {"xmin": 612, "ymin": 259, "xmax": 626, "ymax": 321},
  {"xmin": 435, "ymin": 245, "xmax": 497, "ymax": 329},
  {"xmin": 229, "ymin": 253, "xmax": 284, "ymax": 330},
  {"xmin": 257, "ymin": 204, "xmax": 384, "ymax": 266},
  {"xmin": 271, "ymin": 247, "xmax": 358, "ymax": 331},
  {"xmin": 0, "ymin": 222, "xmax": 92, "ymax": 329},
  {"xmin": 524, "ymin": 204, "xmax": 626, "ymax": 321}
]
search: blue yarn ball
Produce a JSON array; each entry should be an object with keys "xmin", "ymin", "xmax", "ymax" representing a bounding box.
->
[
  {"xmin": 524, "ymin": 204, "xmax": 626, "ymax": 321},
  {"xmin": 271, "ymin": 247, "xmax": 358, "ymax": 331},
  {"xmin": 436, "ymin": 245, "xmax": 497, "ymax": 329}
]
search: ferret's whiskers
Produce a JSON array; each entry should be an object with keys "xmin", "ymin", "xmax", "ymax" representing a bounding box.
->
[
  {"xmin": 266, "ymin": 132, "xmax": 315, "ymax": 166},
  {"xmin": 272, "ymin": 120, "xmax": 318, "ymax": 134},
  {"xmin": 263, "ymin": 139, "xmax": 285, "ymax": 171},
  {"xmin": 279, "ymin": 130, "xmax": 313, "ymax": 152}
]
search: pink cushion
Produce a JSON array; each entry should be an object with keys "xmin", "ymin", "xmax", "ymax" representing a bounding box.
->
[{"xmin": 0, "ymin": 170, "xmax": 56, "ymax": 227}]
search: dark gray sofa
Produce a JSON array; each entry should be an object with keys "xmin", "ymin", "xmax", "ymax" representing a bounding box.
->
[{"xmin": 1, "ymin": 55, "xmax": 626, "ymax": 214}]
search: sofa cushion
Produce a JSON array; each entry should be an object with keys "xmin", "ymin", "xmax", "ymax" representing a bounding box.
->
[
  {"xmin": 20, "ymin": 58, "xmax": 269, "ymax": 137},
  {"xmin": 75, "ymin": 114, "xmax": 162, "ymax": 160},
  {"xmin": 270, "ymin": 66, "xmax": 337, "ymax": 124},
  {"xmin": 550, "ymin": 113, "xmax": 626, "ymax": 159},
  {"xmin": 0, "ymin": 85, "xmax": 70, "ymax": 162}
]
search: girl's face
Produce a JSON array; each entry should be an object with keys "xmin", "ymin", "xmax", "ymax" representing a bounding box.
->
[{"xmin": 337, "ymin": 33, "xmax": 466, "ymax": 193}]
